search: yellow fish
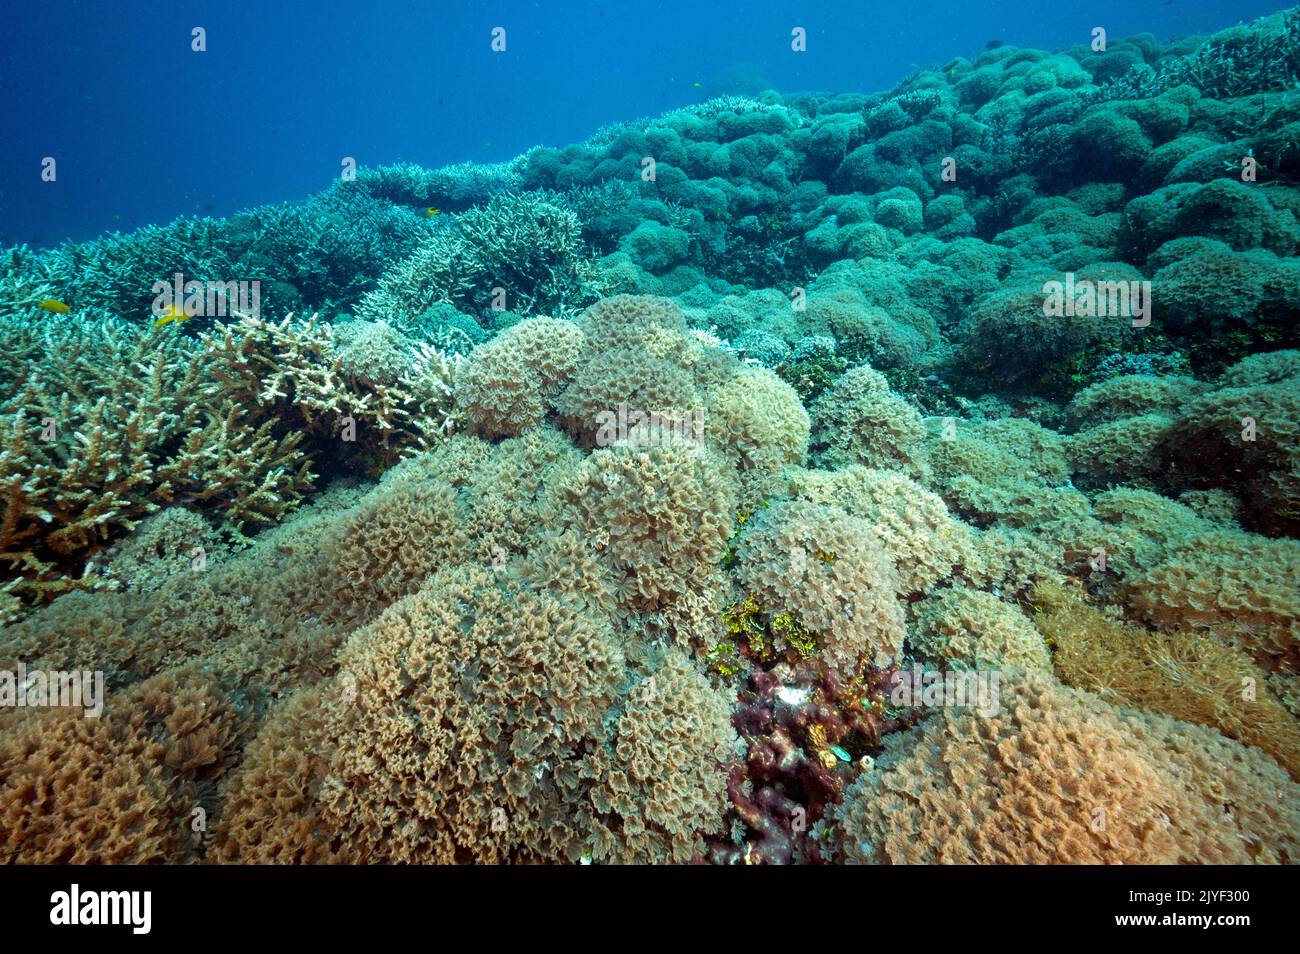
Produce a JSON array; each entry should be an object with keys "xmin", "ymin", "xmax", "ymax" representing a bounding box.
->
[
  {"xmin": 38, "ymin": 298, "xmax": 70, "ymax": 314},
  {"xmin": 154, "ymin": 304, "xmax": 190, "ymax": 327},
  {"xmin": 424, "ymin": 207, "xmax": 441, "ymax": 217},
  {"xmin": 693, "ymin": 82, "xmax": 701, "ymax": 88}
]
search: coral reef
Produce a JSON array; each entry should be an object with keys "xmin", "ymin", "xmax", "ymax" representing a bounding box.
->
[{"xmin": 4, "ymin": 8, "xmax": 1300, "ymax": 867}]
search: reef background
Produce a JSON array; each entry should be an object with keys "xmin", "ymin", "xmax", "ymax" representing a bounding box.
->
[{"xmin": 0, "ymin": 0, "xmax": 1285, "ymax": 245}]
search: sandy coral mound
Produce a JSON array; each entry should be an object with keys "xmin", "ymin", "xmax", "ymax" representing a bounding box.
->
[
  {"xmin": 834, "ymin": 670, "xmax": 1300, "ymax": 864},
  {"xmin": 214, "ymin": 564, "xmax": 737, "ymax": 864},
  {"xmin": 706, "ymin": 365, "xmax": 809, "ymax": 502},
  {"xmin": 734, "ymin": 498, "xmax": 905, "ymax": 672},
  {"xmin": 454, "ymin": 317, "xmax": 585, "ymax": 437},
  {"xmin": 911, "ymin": 586, "xmax": 1051, "ymax": 672}
]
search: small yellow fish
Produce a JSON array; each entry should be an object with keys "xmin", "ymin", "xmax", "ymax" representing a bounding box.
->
[
  {"xmin": 154, "ymin": 304, "xmax": 190, "ymax": 327},
  {"xmin": 693, "ymin": 82, "xmax": 701, "ymax": 88},
  {"xmin": 424, "ymin": 207, "xmax": 441, "ymax": 217},
  {"xmin": 38, "ymin": 298, "xmax": 70, "ymax": 314}
]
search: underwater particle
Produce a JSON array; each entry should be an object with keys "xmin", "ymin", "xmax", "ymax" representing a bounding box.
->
[{"xmin": 777, "ymin": 685, "xmax": 809, "ymax": 706}]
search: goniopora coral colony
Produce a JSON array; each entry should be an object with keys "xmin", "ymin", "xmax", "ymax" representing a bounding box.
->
[{"xmin": 2, "ymin": 10, "xmax": 1300, "ymax": 864}]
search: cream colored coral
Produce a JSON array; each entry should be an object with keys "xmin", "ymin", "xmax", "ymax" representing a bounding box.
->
[
  {"xmin": 333, "ymin": 318, "xmax": 414, "ymax": 386},
  {"xmin": 453, "ymin": 317, "xmax": 584, "ymax": 438},
  {"xmin": 548, "ymin": 443, "xmax": 735, "ymax": 631},
  {"xmin": 835, "ymin": 670, "xmax": 1300, "ymax": 864},
  {"xmin": 1066, "ymin": 374, "xmax": 1208, "ymax": 428},
  {"xmin": 1067, "ymin": 413, "xmax": 1173, "ymax": 482},
  {"xmin": 1125, "ymin": 530, "xmax": 1300, "ymax": 666},
  {"xmin": 215, "ymin": 564, "xmax": 737, "ymax": 864},
  {"xmin": 735, "ymin": 498, "xmax": 904, "ymax": 672},
  {"xmin": 809, "ymin": 366, "xmax": 929, "ymax": 477},
  {"xmin": 781, "ymin": 466, "xmax": 961, "ymax": 594},
  {"xmin": 911, "ymin": 586, "xmax": 1051, "ymax": 672},
  {"xmin": 706, "ymin": 365, "xmax": 809, "ymax": 503}
]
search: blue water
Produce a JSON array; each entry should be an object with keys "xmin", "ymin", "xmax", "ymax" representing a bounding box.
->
[{"xmin": 0, "ymin": 0, "xmax": 1286, "ymax": 247}]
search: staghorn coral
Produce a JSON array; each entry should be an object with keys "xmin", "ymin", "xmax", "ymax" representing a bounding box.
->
[
  {"xmin": 200, "ymin": 312, "xmax": 461, "ymax": 466},
  {"xmin": 354, "ymin": 191, "xmax": 603, "ymax": 327},
  {"xmin": 0, "ymin": 313, "xmax": 312, "ymax": 599}
]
